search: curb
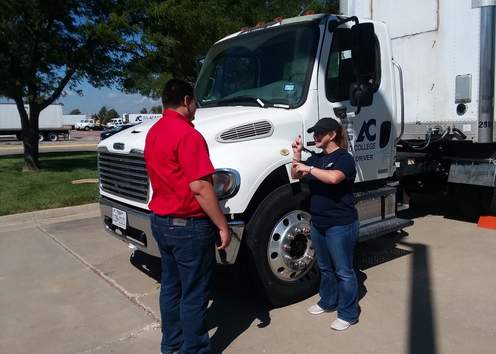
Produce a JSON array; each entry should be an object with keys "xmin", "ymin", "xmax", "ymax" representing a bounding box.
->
[{"xmin": 0, "ymin": 203, "xmax": 100, "ymax": 228}]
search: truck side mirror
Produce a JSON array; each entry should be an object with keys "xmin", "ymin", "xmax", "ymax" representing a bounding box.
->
[{"xmin": 349, "ymin": 22, "xmax": 377, "ymax": 113}]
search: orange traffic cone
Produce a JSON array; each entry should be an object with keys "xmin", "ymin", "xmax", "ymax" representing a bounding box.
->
[{"xmin": 478, "ymin": 216, "xmax": 496, "ymax": 229}]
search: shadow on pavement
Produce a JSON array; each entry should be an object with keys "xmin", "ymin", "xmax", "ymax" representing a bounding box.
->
[
  {"xmin": 356, "ymin": 231, "xmax": 437, "ymax": 354},
  {"xmin": 130, "ymin": 230, "xmax": 436, "ymax": 354},
  {"xmin": 399, "ymin": 240, "xmax": 437, "ymax": 354},
  {"xmin": 400, "ymin": 187, "xmax": 493, "ymax": 223},
  {"xmin": 130, "ymin": 251, "xmax": 271, "ymax": 354}
]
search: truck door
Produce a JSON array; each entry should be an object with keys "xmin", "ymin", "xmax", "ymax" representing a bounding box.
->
[{"xmin": 317, "ymin": 19, "xmax": 397, "ymax": 183}]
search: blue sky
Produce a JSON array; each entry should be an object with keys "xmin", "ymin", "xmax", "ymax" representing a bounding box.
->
[{"xmin": 59, "ymin": 81, "xmax": 161, "ymax": 115}]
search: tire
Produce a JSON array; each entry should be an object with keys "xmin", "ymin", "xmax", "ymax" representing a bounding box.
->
[
  {"xmin": 38, "ymin": 133, "xmax": 44, "ymax": 142},
  {"xmin": 244, "ymin": 184, "xmax": 319, "ymax": 306},
  {"xmin": 15, "ymin": 133, "xmax": 22, "ymax": 141},
  {"xmin": 84, "ymin": 126, "xmax": 90, "ymax": 131},
  {"xmin": 47, "ymin": 132, "xmax": 58, "ymax": 142}
]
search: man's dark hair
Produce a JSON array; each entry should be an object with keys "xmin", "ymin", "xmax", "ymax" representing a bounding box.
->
[{"xmin": 161, "ymin": 79, "xmax": 195, "ymax": 107}]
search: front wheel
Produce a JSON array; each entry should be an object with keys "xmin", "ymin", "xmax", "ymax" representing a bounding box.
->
[{"xmin": 245, "ymin": 184, "xmax": 319, "ymax": 306}]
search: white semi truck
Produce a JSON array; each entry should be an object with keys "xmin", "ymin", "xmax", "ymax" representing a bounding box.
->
[
  {"xmin": 97, "ymin": 12, "xmax": 411, "ymax": 305},
  {"xmin": 0, "ymin": 103, "xmax": 69, "ymax": 141},
  {"xmin": 96, "ymin": 1, "xmax": 496, "ymax": 305}
]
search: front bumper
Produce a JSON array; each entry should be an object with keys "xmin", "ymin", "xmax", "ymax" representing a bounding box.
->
[{"xmin": 100, "ymin": 197, "xmax": 244, "ymax": 264}]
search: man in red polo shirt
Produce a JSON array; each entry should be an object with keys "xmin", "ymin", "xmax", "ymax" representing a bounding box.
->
[{"xmin": 144, "ymin": 79, "xmax": 230, "ymax": 354}]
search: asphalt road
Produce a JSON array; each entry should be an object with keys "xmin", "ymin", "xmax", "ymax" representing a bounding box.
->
[
  {"xmin": 0, "ymin": 201, "xmax": 495, "ymax": 354},
  {"xmin": 0, "ymin": 130, "xmax": 100, "ymax": 156}
]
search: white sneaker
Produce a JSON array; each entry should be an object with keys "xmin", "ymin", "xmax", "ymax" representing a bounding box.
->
[
  {"xmin": 307, "ymin": 304, "xmax": 335, "ymax": 315},
  {"xmin": 331, "ymin": 318, "xmax": 357, "ymax": 331}
]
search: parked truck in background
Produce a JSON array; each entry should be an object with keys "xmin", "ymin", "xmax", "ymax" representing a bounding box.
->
[
  {"xmin": 75, "ymin": 118, "xmax": 96, "ymax": 130},
  {"xmin": 97, "ymin": 12, "xmax": 412, "ymax": 305},
  {"xmin": 106, "ymin": 118, "xmax": 124, "ymax": 129},
  {"xmin": 0, "ymin": 103, "xmax": 69, "ymax": 141},
  {"xmin": 63, "ymin": 114, "xmax": 87, "ymax": 129},
  {"xmin": 340, "ymin": 0, "xmax": 496, "ymax": 215}
]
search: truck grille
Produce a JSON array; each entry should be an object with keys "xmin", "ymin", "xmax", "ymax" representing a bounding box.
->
[{"xmin": 98, "ymin": 152, "xmax": 149, "ymax": 203}]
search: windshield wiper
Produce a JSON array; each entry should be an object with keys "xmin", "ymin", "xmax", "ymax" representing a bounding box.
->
[
  {"xmin": 201, "ymin": 96, "xmax": 291, "ymax": 109},
  {"xmin": 215, "ymin": 96, "xmax": 268, "ymax": 108}
]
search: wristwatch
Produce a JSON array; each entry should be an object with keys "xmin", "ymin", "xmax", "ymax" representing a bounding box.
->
[{"xmin": 309, "ymin": 166, "xmax": 314, "ymax": 174}]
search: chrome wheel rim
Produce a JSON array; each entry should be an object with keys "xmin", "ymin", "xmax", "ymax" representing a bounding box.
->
[{"xmin": 267, "ymin": 210, "xmax": 315, "ymax": 282}]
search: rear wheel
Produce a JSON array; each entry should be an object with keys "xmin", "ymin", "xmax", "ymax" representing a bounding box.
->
[
  {"xmin": 15, "ymin": 133, "xmax": 22, "ymax": 141},
  {"xmin": 47, "ymin": 132, "xmax": 58, "ymax": 142},
  {"xmin": 38, "ymin": 133, "xmax": 44, "ymax": 142},
  {"xmin": 84, "ymin": 126, "xmax": 90, "ymax": 131},
  {"xmin": 245, "ymin": 184, "xmax": 319, "ymax": 306}
]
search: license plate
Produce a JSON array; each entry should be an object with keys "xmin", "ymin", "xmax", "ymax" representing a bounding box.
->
[{"xmin": 112, "ymin": 208, "xmax": 127, "ymax": 229}]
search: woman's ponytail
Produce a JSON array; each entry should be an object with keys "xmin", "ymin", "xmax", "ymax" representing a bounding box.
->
[{"xmin": 334, "ymin": 125, "xmax": 349, "ymax": 150}]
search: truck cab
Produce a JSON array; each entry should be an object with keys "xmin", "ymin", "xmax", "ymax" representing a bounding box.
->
[
  {"xmin": 75, "ymin": 118, "xmax": 95, "ymax": 130},
  {"xmin": 106, "ymin": 118, "xmax": 124, "ymax": 129},
  {"xmin": 97, "ymin": 13, "xmax": 412, "ymax": 305}
]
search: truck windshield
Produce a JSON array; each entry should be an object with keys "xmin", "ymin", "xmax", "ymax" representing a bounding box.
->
[{"xmin": 196, "ymin": 22, "xmax": 320, "ymax": 109}]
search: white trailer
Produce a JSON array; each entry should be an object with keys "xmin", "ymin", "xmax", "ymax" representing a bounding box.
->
[
  {"xmin": 341, "ymin": 0, "xmax": 496, "ymax": 213},
  {"xmin": 122, "ymin": 113, "xmax": 162, "ymax": 124},
  {"xmin": 0, "ymin": 103, "xmax": 69, "ymax": 141}
]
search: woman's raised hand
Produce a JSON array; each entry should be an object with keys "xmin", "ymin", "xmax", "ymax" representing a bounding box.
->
[{"xmin": 292, "ymin": 135, "xmax": 303, "ymax": 154}]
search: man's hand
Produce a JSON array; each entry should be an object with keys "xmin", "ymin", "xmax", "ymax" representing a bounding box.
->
[
  {"xmin": 190, "ymin": 178, "xmax": 231, "ymax": 250},
  {"xmin": 217, "ymin": 227, "xmax": 231, "ymax": 250}
]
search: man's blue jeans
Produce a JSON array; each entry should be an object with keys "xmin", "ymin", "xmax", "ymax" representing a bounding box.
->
[
  {"xmin": 151, "ymin": 213, "xmax": 216, "ymax": 354},
  {"xmin": 310, "ymin": 220, "xmax": 360, "ymax": 322}
]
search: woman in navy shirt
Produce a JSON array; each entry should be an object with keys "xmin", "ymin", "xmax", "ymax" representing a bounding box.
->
[{"xmin": 291, "ymin": 118, "xmax": 359, "ymax": 331}]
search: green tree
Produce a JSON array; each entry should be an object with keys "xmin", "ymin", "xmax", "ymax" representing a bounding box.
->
[
  {"xmin": 140, "ymin": 107, "xmax": 148, "ymax": 114},
  {"xmin": 69, "ymin": 108, "xmax": 81, "ymax": 115},
  {"xmin": 97, "ymin": 106, "xmax": 108, "ymax": 123},
  {"xmin": 0, "ymin": 0, "xmax": 149, "ymax": 170},
  {"xmin": 105, "ymin": 108, "xmax": 119, "ymax": 123},
  {"xmin": 123, "ymin": 0, "xmax": 339, "ymax": 98},
  {"xmin": 150, "ymin": 105, "xmax": 162, "ymax": 114}
]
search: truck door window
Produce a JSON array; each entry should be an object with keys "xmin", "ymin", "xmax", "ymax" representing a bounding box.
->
[{"xmin": 326, "ymin": 27, "xmax": 381, "ymax": 102}]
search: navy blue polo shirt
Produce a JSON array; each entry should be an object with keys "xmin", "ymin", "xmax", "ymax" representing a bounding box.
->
[{"xmin": 304, "ymin": 148, "xmax": 358, "ymax": 227}]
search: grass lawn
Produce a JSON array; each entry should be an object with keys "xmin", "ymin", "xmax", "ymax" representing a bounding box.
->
[{"xmin": 0, "ymin": 152, "xmax": 99, "ymax": 216}]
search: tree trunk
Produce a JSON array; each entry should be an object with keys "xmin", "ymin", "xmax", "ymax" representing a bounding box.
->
[
  {"xmin": 14, "ymin": 98, "xmax": 40, "ymax": 171},
  {"xmin": 22, "ymin": 124, "xmax": 40, "ymax": 171}
]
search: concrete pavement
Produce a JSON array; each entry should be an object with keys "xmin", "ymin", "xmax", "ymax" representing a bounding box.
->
[{"xmin": 0, "ymin": 203, "xmax": 495, "ymax": 353}]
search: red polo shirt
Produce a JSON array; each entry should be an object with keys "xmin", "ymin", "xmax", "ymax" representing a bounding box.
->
[{"xmin": 144, "ymin": 109, "xmax": 215, "ymax": 217}]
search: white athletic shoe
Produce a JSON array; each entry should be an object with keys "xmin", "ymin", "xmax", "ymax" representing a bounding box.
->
[
  {"xmin": 331, "ymin": 318, "xmax": 357, "ymax": 331},
  {"xmin": 307, "ymin": 304, "xmax": 335, "ymax": 315}
]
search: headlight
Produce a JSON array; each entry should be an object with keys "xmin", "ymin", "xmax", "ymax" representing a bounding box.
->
[{"xmin": 212, "ymin": 169, "xmax": 240, "ymax": 200}]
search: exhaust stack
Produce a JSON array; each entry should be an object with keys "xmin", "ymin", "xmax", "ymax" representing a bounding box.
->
[{"xmin": 474, "ymin": 0, "xmax": 496, "ymax": 143}]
